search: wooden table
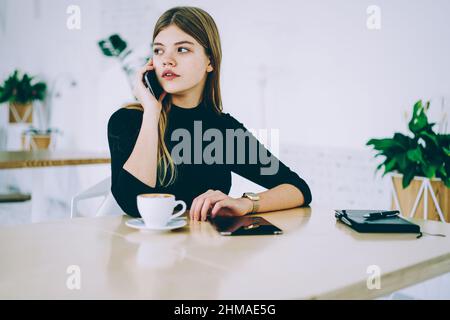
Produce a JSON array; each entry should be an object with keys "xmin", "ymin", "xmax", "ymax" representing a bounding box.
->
[
  {"xmin": 0, "ymin": 150, "xmax": 110, "ymax": 221},
  {"xmin": 0, "ymin": 206, "xmax": 449, "ymax": 299}
]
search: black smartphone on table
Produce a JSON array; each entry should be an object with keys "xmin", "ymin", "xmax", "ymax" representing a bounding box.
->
[
  {"xmin": 208, "ymin": 215, "xmax": 283, "ymax": 236},
  {"xmin": 143, "ymin": 70, "xmax": 164, "ymax": 100}
]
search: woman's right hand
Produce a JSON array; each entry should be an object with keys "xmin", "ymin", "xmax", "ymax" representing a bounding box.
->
[{"xmin": 132, "ymin": 58, "xmax": 167, "ymax": 113}]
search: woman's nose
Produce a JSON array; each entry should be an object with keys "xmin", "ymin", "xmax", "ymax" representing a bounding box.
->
[{"xmin": 162, "ymin": 55, "xmax": 176, "ymax": 67}]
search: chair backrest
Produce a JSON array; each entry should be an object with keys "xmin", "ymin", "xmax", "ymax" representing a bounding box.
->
[
  {"xmin": 96, "ymin": 192, "xmax": 126, "ymax": 217},
  {"xmin": 70, "ymin": 176, "xmax": 125, "ymax": 218}
]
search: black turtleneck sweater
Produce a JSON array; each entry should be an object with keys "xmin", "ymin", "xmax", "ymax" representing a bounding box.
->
[{"xmin": 107, "ymin": 100, "xmax": 312, "ymax": 217}]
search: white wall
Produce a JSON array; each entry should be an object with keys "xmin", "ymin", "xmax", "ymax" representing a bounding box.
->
[{"xmin": 0, "ymin": 0, "xmax": 449, "ymax": 219}]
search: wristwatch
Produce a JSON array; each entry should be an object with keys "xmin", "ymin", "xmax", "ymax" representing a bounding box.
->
[{"xmin": 242, "ymin": 192, "xmax": 260, "ymax": 215}]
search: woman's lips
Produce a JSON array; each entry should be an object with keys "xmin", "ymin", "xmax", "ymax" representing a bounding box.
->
[
  {"xmin": 161, "ymin": 69, "xmax": 180, "ymax": 81},
  {"xmin": 162, "ymin": 74, "xmax": 180, "ymax": 81}
]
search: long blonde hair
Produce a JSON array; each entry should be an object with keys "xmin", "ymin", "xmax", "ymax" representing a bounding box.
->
[{"xmin": 125, "ymin": 6, "xmax": 223, "ymax": 187}]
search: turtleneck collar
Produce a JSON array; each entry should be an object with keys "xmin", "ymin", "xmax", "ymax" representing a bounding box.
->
[{"xmin": 170, "ymin": 99, "xmax": 205, "ymax": 112}]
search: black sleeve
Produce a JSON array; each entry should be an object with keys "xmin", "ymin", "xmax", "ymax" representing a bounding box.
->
[
  {"xmin": 221, "ymin": 113, "xmax": 312, "ymax": 206},
  {"xmin": 107, "ymin": 108, "xmax": 157, "ymax": 217}
]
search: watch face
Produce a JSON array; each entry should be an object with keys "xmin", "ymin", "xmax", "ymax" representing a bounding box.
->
[{"xmin": 244, "ymin": 192, "xmax": 259, "ymax": 201}]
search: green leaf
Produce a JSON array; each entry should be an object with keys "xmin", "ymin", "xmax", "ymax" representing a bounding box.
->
[
  {"xmin": 382, "ymin": 158, "xmax": 397, "ymax": 176},
  {"xmin": 396, "ymin": 153, "xmax": 409, "ymax": 171},
  {"xmin": 109, "ymin": 34, "xmax": 127, "ymax": 54},
  {"xmin": 420, "ymin": 131, "xmax": 439, "ymax": 147},
  {"xmin": 413, "ymin": 100, "xmax": 422, "ymax": 115},
  {"xmin": 443, "ymin": 147, "xmax": 450, "ymax": 156},
  {"xmin": 393, "ymin": 132, "xmax": 414, "ymax": 149},
  {"xmin": 406, "ymin": 148, "xmax": 424, "ymax": 164},
  {"xmin": 408, "ymin": 100, "xmax": 431, "ymax": 134},
  {"xmin": 98, "ymin": 40, "xmax": 114, "ymax": 57},
  {"xmin": 402, "ymin": 167, "xmax": 416, "ymax": 188},
  {"xmin": 437, "ymin": 166, "xmax": 447, "ymax": 181},
  {"xmin": 444, "ymin": 178, "xmax": 450, "ymax": 188},
  {"xmin": 446, "ymin": 159, "xmax": 450, "ymax": 178},
  {"xmin": 366, "ymin": 138, "xmax": 404, "ymax": 152},
  {"xmin": 421, "ymin": 164, "xmax": 437, "ymax": 179},
  {"xmin": 0, "ymin": 86, "xmax": 6, "ymax": 103},
  {"xmin": 409, "ymin": 111, "xmax": 428, "ymax": 134},
  {"xmin": 438, "ymin": 133, "xmax": 450, "ymax": 144},
  {"xmin": 98, "ymin": 34, "xmax": 128, "ymax": 58}
]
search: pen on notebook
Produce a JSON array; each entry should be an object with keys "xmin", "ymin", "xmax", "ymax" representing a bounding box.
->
[{"xmin": 364, "ymin": 210, "xmax": 400, "ymax": 220}]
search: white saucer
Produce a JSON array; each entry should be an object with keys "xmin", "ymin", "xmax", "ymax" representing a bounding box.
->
[{"xmin": 126, "ymin": 217, "xmax": 187, "ymax": 231}]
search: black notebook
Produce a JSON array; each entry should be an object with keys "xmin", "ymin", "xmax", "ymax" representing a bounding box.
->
[{"xmin": 335, "ymin": 209, "xmax": 421, "ymax": 234}]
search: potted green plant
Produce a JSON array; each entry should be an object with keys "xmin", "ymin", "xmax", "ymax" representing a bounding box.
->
[
  {"xmin": 0, "ymin": 69, "xmax": 47, "ymax": 123},
  {"xmin": 366, "ymin": 100, "xmax": 450, "ymax": 221},
  {"xmin": 21, "ymin": 127, "xmax": 61, "ymax": 150}
]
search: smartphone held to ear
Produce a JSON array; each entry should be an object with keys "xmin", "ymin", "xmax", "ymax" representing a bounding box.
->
[{"xmin": 143, "ymin": 70, "xmax": 164, "ymax": 100}]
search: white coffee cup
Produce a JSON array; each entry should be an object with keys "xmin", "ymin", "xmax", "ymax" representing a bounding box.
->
[{"xmin": 137, "ymin": 193, "xmax": 186, "ymax": 227}]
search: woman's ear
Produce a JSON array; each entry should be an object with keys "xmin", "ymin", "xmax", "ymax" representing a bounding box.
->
[{"xmin": 206, "ymin": 56, "xmax": 214, "ymax": 72}]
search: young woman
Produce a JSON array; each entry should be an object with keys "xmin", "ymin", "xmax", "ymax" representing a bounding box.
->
[{"xmin": 108, "ymin": 6, "xmax": 312, "ymax": 222}]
